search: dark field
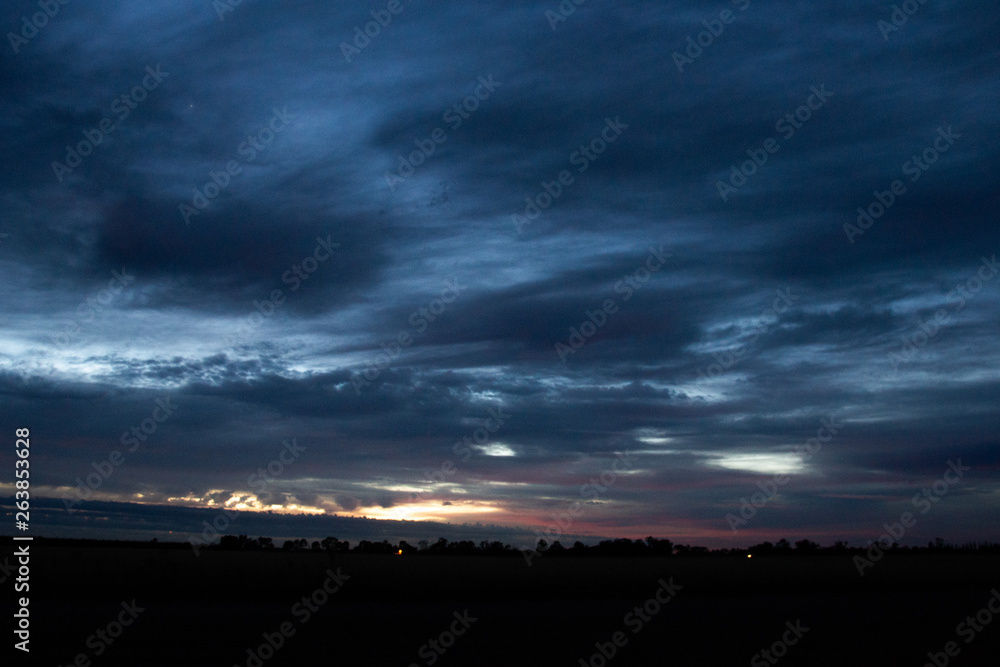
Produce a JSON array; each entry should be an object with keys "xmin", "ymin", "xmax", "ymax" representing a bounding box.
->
[{"xmin": 5, "ymin": 542, "xmax": 1000, "ymax": 666}]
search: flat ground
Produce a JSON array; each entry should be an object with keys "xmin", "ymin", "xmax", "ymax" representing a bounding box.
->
[{"xmin": 4, "ymin": 543, "xmax": 999, "ymax": 665}]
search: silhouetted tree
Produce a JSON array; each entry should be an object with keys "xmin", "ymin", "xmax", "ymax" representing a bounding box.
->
[
  {"xmin": 219, "ymin": 535, "xmax": 241, "ymax": 550},
  {"xmin": 645, "ymin": 536, "xmax": 674, "ymax": 556},
  {"xmin": 795, "ymin": 539, "xmax": 820, "ymax": 552},
  {"xmin": 449, "ymin": 540, "xmax": 477, "ymax": 556},
  {"xmin": 354, "ymin": 539, "xmax": 396, "ymax": 554},
  {"xmin": 321, "ymin": 536, "xmax": 349, "ymax": 553}
]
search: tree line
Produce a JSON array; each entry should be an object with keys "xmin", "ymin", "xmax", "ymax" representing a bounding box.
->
[{"xmin": 206, "ymin": 534, "xmax": 1000, "ymax": 557}]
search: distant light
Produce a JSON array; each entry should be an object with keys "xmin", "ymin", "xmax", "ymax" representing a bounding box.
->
[
  {"xmin": 747, "ymin": 554, "xmax": 752, "ymax": 558},
  {"xmin": 396, "ymin": 549, "xmax": 403, "ymax": 556}
]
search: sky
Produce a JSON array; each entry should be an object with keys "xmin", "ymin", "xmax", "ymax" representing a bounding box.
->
[{"xmin": 1, "ymin": 0, "xmax": 998, "ymax": 548}]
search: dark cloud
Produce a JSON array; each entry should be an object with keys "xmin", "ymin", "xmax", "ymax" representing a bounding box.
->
[{"xmin": 1, "ymin": 0, "xmax": 998, "ymax": 547}]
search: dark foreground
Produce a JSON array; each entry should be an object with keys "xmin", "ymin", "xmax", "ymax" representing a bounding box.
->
[{"xmin": 4, "ymin": 541, "xmax": 999, "ymax": 666}]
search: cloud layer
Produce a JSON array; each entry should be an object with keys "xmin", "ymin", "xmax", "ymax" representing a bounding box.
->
[{"xmin": 1, "ymin": 0, "xmax": 998, "ymax": 546}]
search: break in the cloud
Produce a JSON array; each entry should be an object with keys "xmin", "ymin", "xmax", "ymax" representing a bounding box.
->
[{"xmin": 1, "ymin": 0, "xmax": 998, "ymax": 547}]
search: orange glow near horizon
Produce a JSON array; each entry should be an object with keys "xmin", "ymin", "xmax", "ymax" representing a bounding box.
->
[{"xmin": 343, "ymin": 501, "xmax": 502, "ymax": 523}]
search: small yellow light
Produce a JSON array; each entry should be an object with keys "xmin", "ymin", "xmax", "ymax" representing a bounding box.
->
[
  {"xmin": 396, "ymin": 549, "xmax": 403, "ymax": 556},
  {"xmin": 747, "ymin": 554, "xmax": 752, "ymax": 558}
]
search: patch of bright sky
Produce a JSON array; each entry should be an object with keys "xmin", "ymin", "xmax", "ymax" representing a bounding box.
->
[
  {"xmin": 635, "ymin": 434, "xmax": 674, "ymax": 446},
  {"xmin": 346, "ymin": 501, "xmax": 502, "ymax": 523},
  {"xmin": 675, "ymin": 374, "xmax": 746, "ymax": 403},
  {"xmin": 474, "ymin": 443, "xmax": 516, "ymax": 457},
  {"xmin": 478, "ymin": 480, "xmax": 532, "ymax": 487},
  {"xmin": 705, "ymin": 452, "xmax": 806, "ymax": 475},
  {"xmin": 366, "ymin": 483, "xmax": 428, "ymax": 494},
  {"xmin": 165, "ymin": 491, "xmax": 326, "ymax": 514},
  {"xmin": 468, "ymin": 388, "xmax": 505, "ymax": 403}
]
